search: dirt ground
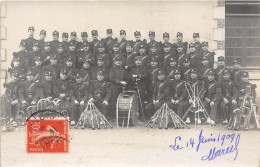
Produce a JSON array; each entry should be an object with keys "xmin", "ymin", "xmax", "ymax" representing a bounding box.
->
[{"xmin": 1, "ymin": 121, "xmax": 260, "ymax": 167}]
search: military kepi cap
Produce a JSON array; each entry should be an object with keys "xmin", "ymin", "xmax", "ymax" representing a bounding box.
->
[
  {"xmin": 81, "ymin": 32, "xmax": 88, "ymax": 37},
  {"xmin": 62, "ymin": 32, "xmax": 68, "ymax": 38},
  {"xmin": 218, "ymin": 56, "xmax": 224, "ymax": 62},
  {"xmin": 40, "ymin": 30, "xmax": 46, "ymax": 35},
  {"xmin": 28, "ymin": 26, "xmax": 35, "ymax": 31},
  {"xmin": 120, "ymin": 30, "xmax": 126, "ymax": 35},
  {"xmin": 241, "ymin": 71, "xmax": 249, "ymax": 77},
  {"xmin": 233, "ymin": 58, "xmax": 241, "ymax": 64},
  {"xmin": 193, "ymin": 33, "xmax": 200, "ymax": 38}
]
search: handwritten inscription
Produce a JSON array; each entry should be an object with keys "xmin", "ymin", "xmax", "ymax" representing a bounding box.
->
[{"xmin": 169, "ymin": 129, "xmax": 240, "ymax": 161}]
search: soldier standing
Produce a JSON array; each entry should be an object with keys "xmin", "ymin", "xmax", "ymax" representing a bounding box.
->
[
  {"xmin": 96, "ymin": 42, "xmax": 111, "ymax": 68},
  {"xmin": 203, "ymin": 69, "xmax": 221, "ymax": 125},
  {"xmin": 38, "ymin": 30, "xmax": 46, "ymax": 53},
  {"xmin": 145, "ymin": 70, "xmax": 170, "ymax": 119},
  {"xmin": 78, "ymin": 59, "xmax": 92, "ymax": 83},
  {"xmin": 166, "ymin": 57, "xmax": 179, "ymax": 81},
  {"xmin": 43, "ymin": 55, "xmax": 60, "ymax": 80},
  {"xmin": 231, "ymin": 58, "xmax": 242, "ymax": 87},
  {"xmin": 11, "ymin": 41, "xmax": 29, "ymax": 70},
  {"xmin": 173, "ymin": 32, "xmax": 188, "ymax": 54},
  {"xmin": 168, "ymin": 69, "xmax": 188, "ymax": 118},
  {"xmin": 29, "ymin": 55, "xmax": 45, "ymax": 82},
  {"xmin": 201, "ymin": 41, "xmax": 215, "ymax": 68},
  {"xmin": 215, "ymin": 56, "xmax": 225, "ymax": 82},
  {"xmin": 162, "ymin": 32, "xmax": 174, "ymax": 54},
  {"xmin": 177, "ymin": 43, "xmax": 190, "ymax": 68},
  {"xmin": 92, "ymin": 56, "xmax": 109, "ymax": 81},
  {"xmin": 162, "ymin": 43, "xmax": 177, "ymax": 71},
  {"xmin": 147, "ymin": 57, "xmax": 161, "ymax": 103},
  {"xmin": 69, "ymin": 32, "xmax": 80, "ymax": 52},
  {"xmin": 8, "ymin": 57, "xmax": 26, "ymax": 80},
  {"xmin": 193, "ymin": 33, "xmax": 203, "ymax": 55},
  {"xmin": 89, "ymin": 71, "xmax": 111, "ymax": 116},
  {"xmin": 78, "ymin": 32, "xmax": 90, "ymax": 51},
  {"xmin": 101, "ymin": 29, "xmax": 118, "ymax": 54},
  {"xmin": 119, "ymin": 30, "xmax": 128, "ymax": 54},
  {"xmin": 41, "ymin": 42, "xmax": 52, "ymax": 66},
  {"xmin": 111, "ymin": 43, "xmax": 126, "ymax": 67},
  {"xmin": 70, "ymin": 73, "xmax": 91, "ymax": 125},
  {"xmin": 198, "ymin": 57, "xmax": 211, "ymax": 81},
  {"xmin": 56, "ymin": 43, "xmax": 65, "ymax": 66},
  {"xmin": 50, "ymin": 30, "xmax": 60, "ymax": 54},
  {"xmin": 219, "ymin": 69, "xmax": 238, "ymax": 124},
  {"xmin": 148, "ymin": 43, "xmax": 163, "ymax": 68},
  {"xmin": 19, "ymin": 71, "xmax": 40, "ymax": 117},
  {"xmin": 62, "ymin": 32, "xmax": 69, "ymax": 53},
  {"xmin": 23, "ymin": 26, "xmax": 37, "ymax": 52},
  {"xmin": 91, "ymin": 30, "xmax": 100, "ymax": 54},
  {"xmin": 109, "ymin": 57, "xmax": 127, "ymax": 117},
  {"xmin": 181, "ymin": 58, "xmax": 192, "ymax": 81},
  {"xmin": 147, "ymin": 31, "xmax": 162, "ymax": 53},
  {"xmin": 135, "ymin": 43, "xmax": 149, "ymax": 68},
  {"xmin": 28, "ymin": 42, "xmax": 42, "ymax": 68},
  {"xmin": 133, "ymin": 31, "xmax": 145, "ymax": 54},
  {"xmin": 64, "ymin": 41, "xmax": 78, "ymax": 68},
  {"xmin": 125, "ymin": 41, "xmax": 136, "ymax": 71}
]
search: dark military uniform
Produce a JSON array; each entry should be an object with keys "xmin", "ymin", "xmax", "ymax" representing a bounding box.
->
[
  {"xmin": 78, "ymin": 32, "xmax": 90, "ymax": 52},
  {"xmin": 188, "ymin": 43, "xmax": 201, "ymax": 68},
  {"xmin": 41, "ymin": 42, "xmax": 52, "ymax": 66},
  {"xmin": 165, "ymin": 57, "xmax": 179, "ymax": 81},
  {"xmin": 69, "ymin": 32, "xmax": 81, "ymax": 52},
  {"xmin": 145, "ymin": 70, "xmax": 171, "ymax": 118},
  {"xmin": 64, "ymin": 41, "xmax": 78, "ymax": 68},
  {"xmin": 177, "ymin": 43, "xmax": 190, "ymax": 68},
  {"xmin": 147, "ymin": 31, "xmax": 163, "ymax": 53},
  {"xmin": 132, "ymin": 31, "xmax": 146, "ymax": 53},
  {"xmin": 219, "ymin": 69, "xmax": 238, "ymax": 122},
  {"xmin": 38, "ymin": 71, "xmax": 59, "ymax": 100},
  {"xmin": 231, "ymin": 58, "xmax": 242, "ymax": 86},
  {"xmin": 19, "ymin": 71, "xmax": 41, "ymax": 116},
  {"xmin": 11, "ymin": 41, "xmax": 30, "ymax": 70},
  {"xmin": 202, "ymin": 70, "xmax": 222, "ymax": 122},
  {"xmin": 181, "ymin": 58, "xmax": 192, "ymax": 81},
  {"xmin": 125, "ymin": 42, "xmax": 136, "ymax": 70},
  {"xmin": 3, "ymin": 72, "xmax": 21, "ymax": 119},
  {"xmin": 198, "ymin": 59, "xmax": 211, "ymax": 81},
  {"xmin": 38, "ymin": 30, "xmax": 46, "ymax": 52},
  {"xmin": 119, "ymin": 30, "xmax": 128, "ymax": 54},
  {"xmin": 162, "ymin": 43, "xmax": 177, "ymax": 70},
  {"xmin": 111, "ymin": 43, "xmax": 126, "ymax": 67},
  {"xmin": 43, "ymin": 55, "xmax": 60, "ymax": 80},
  {"xmin": 49, "ymin": 31, "xmax": 60, "ymax": 54},
  {"xmin": 215, "ymin": 56, "xmax": 225, "ymax": 82},
  {"xmin": 91, "ymin": 71, "xmax": 112, "ymax": 116},
  {"xmin": 23, "ymin": 26, "xmax": 37, "ymax": 52},
  {"xmin": 172, "ymin": 32, "xmax": 188, "ymax": 53},
  {"xmin": 101, "ymin": 29, "xmax": 118, "ymax": 54},
  {"xmin": 29, "ymin": 56, "xmax": 45, "ymax": 82},
  {"xmin": 147, "ymin": 43, "xmax": 163, "ymax": 68},
  {"xmin": 90, "ymin": 30, "xmax": 100, "ymax": 53},
  {"xmin": 28, "ymin": 42, "xmax": 43, "ymax": 68},
  {"xmin": 201, "ymin": 42, "xmax": 215, "ymax": 68},
  {"xmin": 168, "ymin": 69, "xmax": 188, "ymax": 117},
  {"xmin": 8, "ymin": 57, "xmax": 27, "ymax": 79},
  {"xmin": 77, "ymin": 43, "xmax": 95, "ymax": 68},
  {"xmin": 62, "ymin": 33, "xmax": 69, "ymax": 53}
]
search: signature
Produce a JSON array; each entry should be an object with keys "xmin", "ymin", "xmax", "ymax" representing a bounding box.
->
[{"xmin": 169, "ymin": 129, "xmax": 240, "ymax": 161}]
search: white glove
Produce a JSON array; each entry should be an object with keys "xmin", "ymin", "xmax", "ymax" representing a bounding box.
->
[
  {"xmin": 232, "ymin": 99, "xmax": 237, "ymax": 105},
  {"xmin": 74, "ymin": 100, "xmax": 79, "ymax": 105},
  {"xmin": 80, "ymin": 101, "xmax": 84, "ymax": 106},
  {"xmin": 205, "ymin": 98, "xmax": 211, "ymax": 103},
  {"xmin": 210, "ymin": 101, "xmax": 214, "ymax": 107},
  {"xmin": 223, "ymin": 98, "xmax": 229, "ymax": 104},
  {"xmin": 120, "ymin": 81, "xmax": 127, "ymax": 86},
  {"xmin": 103, "ymin": 101, "xmax": 108, "ymax": 105},
  {"xmin": 88, "ymin": 98, "xmax": 94, "ymax": 103},
  {"xmin": 22, "ymin": 100, "xmax": 27, "ymax": 104},
  {"xmin": 31, "ymin": 101, "xmax": 36, "ymax": 105},
  {"xmin": 171, "ymin": 99, "xmax": 175, "ymax": 104},
  {"xmin": 11, "ymin": 100, "xmax": 18, "ymax": 105}
]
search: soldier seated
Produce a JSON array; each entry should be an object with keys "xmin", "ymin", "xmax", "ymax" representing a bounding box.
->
[
  {"xmin": 89, "ymin": 71, "xmax": 111, "ymax": 116},
  {"xmin": 168, "ymin": 69, "xmax": 189, "ymax": 118},
  {"xmin": 38, "ymin": 71, "xmax": 58, "ymax": 101},
  {"xmin": 145, "ymin": 70, "xmax": 170, "ymax": 119}
]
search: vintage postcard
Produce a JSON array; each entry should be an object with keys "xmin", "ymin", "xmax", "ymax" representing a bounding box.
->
[{"xmin": 0, "ymin": 0, "xmax": 260, "ymax": 167}]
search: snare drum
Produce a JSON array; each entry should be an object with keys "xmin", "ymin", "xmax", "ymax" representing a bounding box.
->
[{"xmin": 116, "ymin": 91, "xmax": 138, "ymax": 128}]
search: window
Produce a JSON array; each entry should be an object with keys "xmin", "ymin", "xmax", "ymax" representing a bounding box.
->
[
  {"xmin": 217, "ymin": 41, "xmax": 225, "ymax": 50},
  {"xmin": 217, "ymin": 19, "xmax": 225, "ymax": 28}
]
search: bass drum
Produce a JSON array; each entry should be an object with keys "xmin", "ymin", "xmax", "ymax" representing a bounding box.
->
[
  {"xmin": 116, "ymin": 91, "xmax": 139, "ymax": 127},
  {"xmin": 1, "ymin": 95, "xmax": 11, "ymax": 127}
]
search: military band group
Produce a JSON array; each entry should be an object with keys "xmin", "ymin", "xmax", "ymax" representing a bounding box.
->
[{"xmin": 3, "ymin": 26, "xmax": 257, "ymax": 129}]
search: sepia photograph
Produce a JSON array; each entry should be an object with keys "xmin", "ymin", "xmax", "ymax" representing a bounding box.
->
[{"xmin": 0, "ymin": 0, "xmax": 260, "ymax": 167}]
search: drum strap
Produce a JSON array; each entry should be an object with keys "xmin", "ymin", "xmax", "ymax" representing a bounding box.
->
[
  {"xmin": 164, "ymin": 54, "xmax": 171, "ymax": 60},
  {"xmin": 107, "ymin": 39, "xmax": 112, "ymax": 46},
  {"xmin": 191, "ymin": 53, "xmax": 197, "ymax": 59},
  {"xmin": 152, "ymin": 68, "xmax": 158, "ymax": 75},
  {"xmin": 134, "ymin": 41, "xmax": 140, "ymax": 48},
  {"xmin": 94, "ymin": 41, "xmax": 99, "ymax": 47},
  {"xmin": 34, "ymin": 73, "xmax": 40, "ymax": 81},
  {"xmin": 83, "ymin": 73, "xmax": 89, "ymax": 82},
  {"xmin": 176, "ymin": 82, "xmax": 182, "ymax": 90},
  {"xmin": 208, "ymin": 83, "xmax": 215, "ymax": 90},
  {"xmin": 178, "ymin": 54, "xmax": 185, "ymax": 61},
  {"xmin": 184, "ymin": 69, "xmax": 191, "ymax": 75},
  {"xmin": 142, "ymin": 56, "xmax": 146, "ymax": 61},
  {"xmin": 203, "ymin": 68, "xmax": 210, "ymax": 76},
  {"xmin": 203, "ymin": 52, "xmax": 210, "ymax": 58},
  {"xmin": 218, "ymin": 68, "xmax": 224, "ymax": 76},
  {"xmin": 169, "ymin": 70, "xmax": 175, "ymax": 77},
  {"xmin": 159, "ymin": 83, "xmax": 164, "ymax": 89},
  {"xmin": 120, "ymin": 41, "xmax": 126, "ymax": 48}
]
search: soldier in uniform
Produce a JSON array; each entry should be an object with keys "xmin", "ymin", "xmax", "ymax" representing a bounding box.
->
[
  {"xmin": 69, "ymin": 32, "xmax": 80, "ymax": 52},
  {"xmin": 56, "ymin": 43, "xmax": 65, "ymax": 66},
  {"xmin": 129, "ymin": 56, "xmax": 148, "ymax": 110},
  {"xmin": 64, "ymin": 41, "xmax": 78, "ymax": 69},
  {"xmin": 177, "ymin": 43, "xmax": 190, "ymax": 68},
  {"xmin": 38, "ymin": 71, "xmax": 59, "ymax": 100},
  {"xmin": 11, "ymin": 41, "xmax": 30, "ymax": 70},
  {"xmin": 125, "ymin": 41, "xmax": 136, "ymax": 71},
  {"xmin": 173, "ymin": 32, "xmax": 188, "ymax": 54},
  {"xmin": 166, "ymin": 57, "xmax": 178, "ymax": 81},
  {"xmin": 41, "ymin": 42, "xmax": 52, "ymax": 66},
  {"xmin": 184, "ymin": 68, "xmax": 205, "ymax": 124},
  {"xmin": 8, "ymin": 57, "xmax": 26, "ymax": 80},
  {"xmin": 78, "ymin": 32, "xmax": 90, "ymax": 50},
  {"xmin": 193, "ymin": 33, "xmax": 203, "ymax": 55},
  {"xmin": 162, "ymin": 32, "xmax": 174, "ymax": 54},
  {"xmin": 198, "ymin": 57, "xmax": 211, "ymax": 81},
  {"xmin": 147, "ymin": 57, "xmax": 161, "ymax": 102},
  {"xmin": 19, "ymin": 71, "xmax": 40, "ymax": 117},
  {"xmin": 111, "ymin": 42, "xmax": 126, "ymax": 67},
  {"xmin": 38, "ymin": 30, "xmax": 46, "ymax": 52},
  {"xmin": 148, "ymin": 42, "xmax": 163, "ymax": 68},
  {"xmin": 109, "ymin": 57, "xmax": 127, "ymax": 117},
  {"xmin": 29, "ymin": 55, "xmax": 45, "ymax": 82},
  {"xmin": 145, "ymin": 70, "xmax": 170, "ymax": 119},
  {"xmin": 91, "ymin": 30, "xmax": 100, "ymax": 54},
  {"xmin": 118, "ymin": 30, "xmax": 128, "ymax": 54},
  {"xmin": 219, "ymin": 69, "xmax": 238, "ymax": 124},
  {"xmin": 28, "ymin": 42, "xmax": 42, "ymax": 68},
  {"xmin": 92, "ymin": 56, "xmax": 109, "ymax": 81},
  {"xmin": 62, "ymin": 32, "xmax": 69, "ymax": 53},
  {"xmin": 50, "ymin": 30, "xmax": 60, "ymax": 54},
  {"xmin": 96, "ymin": 42, "xmax": 111, "ymax": 69},
  {"xmin": 3, "ymin": 72, "xmax": 22, "ymax": 125},
  {"xmin": 78, "ymin": 59, "xmax": 92, "ymax": 84},
  {"xmin": 77, "ymin": 42, "xmax": 95, "ymax": 68},
  {"xmin": 133, "ymin": 31, "xmax": 145, "ymax": 54},
  {"xmin": 55, "ymin": 69, "xmax": 72, "ymax": 115},
  {"xmin": 135, "ymin": 43, "xmax": 149, "ymax": 68},
  {"xmin": 62, "ymin": 56, "xmax": 77, "ymax": 83},
  {"xmin": 231, "ymin": 58, "xmax": 242, "ymax": 87},
  {"xmin": 203, "ymin": 69, "xmax": 221, "ymax": 125},
  {"xmin": 215, "ymin": 56, "xmax": 225, "ymax": 82},
  {"xmin": 181, "ymin": 58, "xmax": 192, "ymax": 81},
  {"xmin": 162, "ymin": 42, "xmax": 177, "ymax": 71},
  {"xmin": 188, "ymin": 42, "xmax": 201, "ymax": 69},
  {"xmin": 23, "ymin": 26, "xmax": 37, "ymax": 52},
  {"xmin": 101, "ymin": 29, "xmax": 118, "ymax": 54},
  {"xmin": 43, "ymin": 55, "xmax": 60, "ymax": 80},
  {"xmin": 168, "ymin": 69, "xmax": 188, "ymax": 118},
  {"xmin": 89, "ymin": 70, "xmax": 111, "ymax": 116},
  {"xmin": 201, "ymin": 41, "xmax": 215, "ymax": 68},
  {"xmin": 70, "ymin": 73, "xmax": 91, "ymax": 125},
  {"xmin": 147, "ymin": 31, "xmax": 162, "ymax": 53}
]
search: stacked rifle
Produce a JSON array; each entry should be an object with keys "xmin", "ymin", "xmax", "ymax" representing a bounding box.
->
[
  {"xmin": 145, "ymin": 103, "xmax": 189, "ymax": 129},
  {"xmin": 76, "ymin": 102, "xmax": 113, "ymax": 130}
]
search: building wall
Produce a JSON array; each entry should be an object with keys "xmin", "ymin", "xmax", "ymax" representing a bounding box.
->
[{"xmin": 0, "ymin": 1, "xmax": 216, "ymax": 94}]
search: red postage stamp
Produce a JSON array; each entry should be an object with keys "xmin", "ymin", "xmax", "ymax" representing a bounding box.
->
[{"xmin": 26, "ymin": 119, "xmax": 69, "ymax": 153}]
